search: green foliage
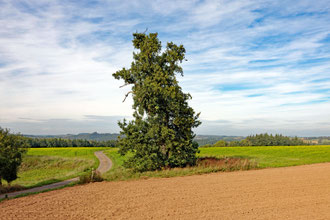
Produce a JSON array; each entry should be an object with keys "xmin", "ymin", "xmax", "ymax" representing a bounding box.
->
[
  {"xmin": 202, "ymin": 133, "xmax": 306, "ymax": 147},
  {"xmin": 113, "ymin": 32, "xmax": 201, "ymax": 172},
  {"xmin": 227, "ymin": 141, "xmax": 241, "ymax": 147},
  {"xmin": 213, "ymin": 140, "xmax": 227, "ymax": 147},
  {"xmin": 244, "ymin": 133, "xmax": 305, "ymax": 146},
  {"xmin": 0, "ymin": 127, "xmax": 28, "ymax": 185}
]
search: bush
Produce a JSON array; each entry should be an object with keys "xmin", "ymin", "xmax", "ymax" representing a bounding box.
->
[
  {"xmin": 79, "ymin": 170, "xmax": 103, "ymax": 184},
  {"xmin": 213, "ymin": 140, "xmax": 227, "ymax": 147},
  {"xmin": 0, "ymin": 127, "xmax": 28, "ymax": 185}
]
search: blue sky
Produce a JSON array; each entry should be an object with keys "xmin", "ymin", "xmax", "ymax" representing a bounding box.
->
[{"xmin": 0, "ymin": 0, "xmax": 330, "ymax": 136}]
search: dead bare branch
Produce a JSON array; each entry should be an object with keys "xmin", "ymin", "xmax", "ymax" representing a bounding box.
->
[
  {"xmin": 123, "ymin": 91, "xmax": 132, "ymax": 102},
  {"xmin": 120, "ymin": 83, "xmax": 129, "ymax": 88},
  {"xmin": 143, "ymin": 27, "xmax": 148, "ymax": 34}
]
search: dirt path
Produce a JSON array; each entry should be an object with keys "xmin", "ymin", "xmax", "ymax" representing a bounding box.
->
[
  {"xmin": 1, "ymin": 163, "xmax": 330, "ymax": 219},
  {"xmin": 0, "ymin": 151, "xmax": 112, "ymax": 200},
  {"xmin": 94, "ymin": 151, "xmax": 112, "ymax": 174}
]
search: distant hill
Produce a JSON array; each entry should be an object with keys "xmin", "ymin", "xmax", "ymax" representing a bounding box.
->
[
  {"xmin": 24, "ymin": 132, "xmax": 119, "ymax": 141},
  {"xmin": 24, "ymin": 132, "xmax": 244, "ymax": 145},
  {"xmin": 194, "ymin": 135, "xmax": 245, "ymax": 146},
  {"xmin": 26, "ymin": 132, "xmax": 329, "ymax": 146}
]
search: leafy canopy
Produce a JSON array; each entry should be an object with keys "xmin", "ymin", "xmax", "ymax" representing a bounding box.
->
[{"xmin": 113, "ymin": 32, "xmax": 201, "ymax": 172}]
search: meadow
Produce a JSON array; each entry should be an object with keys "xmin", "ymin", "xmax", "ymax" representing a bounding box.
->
[
  {"xmin": 199, "ymin": 145, "xmax": 330, "ymax": 168},
  {"xmin": 10, "ymin": 147, "xmax": 108, "ymax": 187},
  {"xmin": 103, "ymin": 145, "xmax": 330, "ymax": 181},
  {"xmin": 7, "ymin": 145, "xmax": 330, "ymax": 188}
]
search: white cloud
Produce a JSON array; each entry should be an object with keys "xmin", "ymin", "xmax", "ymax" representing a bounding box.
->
[{"xmin": 0, "ymin": 0, "xmax": 329, "ymax": 135}]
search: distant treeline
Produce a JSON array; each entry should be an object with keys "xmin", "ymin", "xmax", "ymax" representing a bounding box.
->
[
  {"xmin": 24, "ymin": 137, "xmax": 117, "ymax": 148},
  {"xmin": 194, "ymin": 135, "xmax": 244, "ymax": 146},
  {"xmin": 202, "ymin": 133, "xmax": 306, "ymax": 147}
]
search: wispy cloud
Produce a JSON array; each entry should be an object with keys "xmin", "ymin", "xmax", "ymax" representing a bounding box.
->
[{"xmin": 0, "ymin": 0, "xmax": 329, "ymax": 135}]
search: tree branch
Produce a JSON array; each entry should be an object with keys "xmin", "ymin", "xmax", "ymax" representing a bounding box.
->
[
  {"xmin": 123, "ymin": 91, "xmax": 132, "ymax": 102},
  {"xmin": 143, "ymin": 27, "xmax": 148, "ymax": 34},
  {"xmin": 120, "ymin": 83, "xmax": 129, "ymax": 88}
]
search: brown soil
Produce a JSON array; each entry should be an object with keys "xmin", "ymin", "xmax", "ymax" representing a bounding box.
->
[{"xmin": 1, "ymin": 163, "xmax": 330, "ymax": 219}]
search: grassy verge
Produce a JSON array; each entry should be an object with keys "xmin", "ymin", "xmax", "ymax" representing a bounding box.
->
[
  {"xmin": 103, "ymin": 145, "xmax": 330, "ymax": 181},
  {"xmin": 3, "ymin": 147, "xmax": 109, "ymax": 188},
  {"xmin": 0, "ymin": 181, "xmax": 78, "ymax": 203}
]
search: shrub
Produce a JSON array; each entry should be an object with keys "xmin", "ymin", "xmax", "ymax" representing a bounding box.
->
[
  {"xmin": 0, "ymin": 127, "xmax": 28, "ymax": 185},
  {"xmin": 79, "ymin": 170, "xmax": 103, "ymax": 184},
  {"xmin": 213, "ymin": 140, "xmax": 227, "ymax": 147}
]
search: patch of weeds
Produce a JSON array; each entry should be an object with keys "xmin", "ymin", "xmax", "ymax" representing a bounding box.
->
[
  {"xmin": 0, "ymin": 185, "xmax": 26, "ymax": 194},
  {"xmin": 79, "ymin": 170, "xmax": 104, "ymax": 184}
]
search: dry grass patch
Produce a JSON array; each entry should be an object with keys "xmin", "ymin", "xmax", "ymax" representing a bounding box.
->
[
  {"xmin": 79, "ymin": 170, "xmax": 104, "ymax": 184},
  {"xmin": 197, "ymin": 157, "xmax": 258, "ymax": 171},
  {"xmin": 0, "ymin": 185, "xmax": 26, "ymax": 194}
]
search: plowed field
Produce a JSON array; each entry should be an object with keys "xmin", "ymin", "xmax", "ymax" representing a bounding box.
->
[{"xmin": 1, "ymin": 163, "xmax": 330, "ymax": 219}]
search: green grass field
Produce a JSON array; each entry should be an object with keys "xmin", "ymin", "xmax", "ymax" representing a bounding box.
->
[
  {"xmin": 10, "ymin": 147, "xmax": 108, "ymax": 187},
  {"xmin": 102, "ymin": 148, "xmax": 257, "ymax": 181},
  {"xmin": 103, "ymin": 145, "xmax": 330, "ymax": 181},
  {"xmin": 199, "ymin": 145, "xmax": 330, "ymax": 168},
  {"xmin": 7, "ymin": 145, "xmax": 330, "ymax": 187}
]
